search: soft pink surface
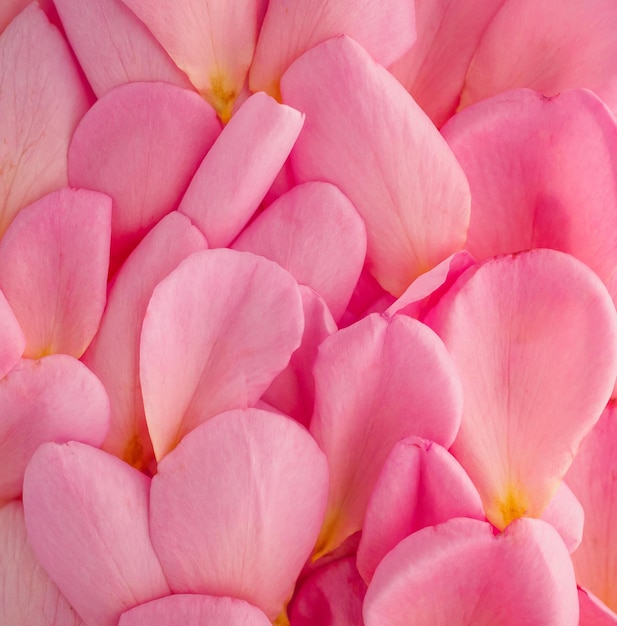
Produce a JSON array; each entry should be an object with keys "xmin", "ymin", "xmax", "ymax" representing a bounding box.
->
[{"xmin": 0, "ymin": 290, "xmax": 24, "ymax": 379}]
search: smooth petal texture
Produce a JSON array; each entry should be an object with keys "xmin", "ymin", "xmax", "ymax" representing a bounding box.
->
[
  {"xmin": 311, "ymin": 313, "xmax": 463, "ymax": 556},
  {"xmin": 442, "ymin": 88, "xmax": 617, "ymax": 302},
  {"xmin": 288, "ymin": 558, "xmax": 366, "ymax": 626},
  {"xmin": 82, "ymin": 212, "xmax": 207, "ymax": 470},
  {"xmin": 54, "ymin": 0, "xmax": 191, "ymax": 97},
  {"xmin": 0, "ymin": 501, "xmax": 83, "ymax": 626},
  {"xmin": 119, "ymin": 595, "xmax": 271, "ymax": 626},
  {"xmin": 250, "ymin": 0, "xmax": 415, "ymax": 98},
  {"xmin": 0, "ymin": 3, "xmax": 89, "ymax": 237},
  {"xmin": 460, "ymin": 0, "xmax": 617, "ymax": 116},
  {"xmin": 579, "ymin": 588, "xmax": 617, "ymax": 626},
  {"xmin": 178, "ymin": 92, "xmax": 303, "ymax": 248},
  {"xmin": 120, "ymin": 0, "xmax": 266, "ymax": 120},
  {"xmin": 427, "ymin": 250, "xmax": 617, "ymax": 530},
  {"xmin": 233, "ymin": 181, "xmax": 366, "ymax": 321},
  {"xmin": 0, "ymin": 289, "xmax": 24, "ymax": 379},
  {"xmin": 364, "ymin": 517, "xmax": 578, "ymax": 626},
  {"xmin": 282, "ymin": 36, "xmax": 470, "ymax": 296},
  {"xmin": 357, "ymin": 436, "xmax": 484, "ymax": 584},
  {"xmin": 540, "ymin": 482, "xmax": 584, "ymax": 554},
  {"xmin": 0, "ymin": 188, "xmax": 111, "ymax": 358},
  {"xmin": 68, "ymin": 82, "xmax": 220, "ymax": 272},
  {"xmin": 0, "ymin": 355, "xmax": 109, "ymax": 503},
  {"xmin": 23, "ymin": 442, "xmax": 171, "ymax": 626},
  {"xmin": 149, "ymin": 409, "xmax": 329, "ymax": 621},
  {"xmin": 567, "ymin": 403, "xmax": 617, "ymax": 612},
  {"xmin": 140, "ymin": 248, "xmax": 303, "ymax": 459}
]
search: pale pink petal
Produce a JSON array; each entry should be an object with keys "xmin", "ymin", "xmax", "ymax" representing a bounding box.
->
[
  {"xmin": 120, "ymin": 0, "xmax": 267, "ymax": 121},
  {"xmin": 357, "ymin": 436, "xmax": 484, "ymax": 584},
  {"xmin": 460, "ymin": 0, "xmax": 617, "ymax": 117},
  {"xmin": 540, "ymin": 482, "xmax": 584, "ymax": 554},
  {"xmin": 119, "ymin": 595, "xmax": 271, "ymax": 626},
  {"xmin": 178, "ymin": 92, "xmax": 303, "ymax": 248},
  {"xmin": 427, "ymin": 249, "xmax": 617, "ymax": 530},
  {"xmin": 288, "ymin": 558, "xmax": 366, "ymax": 626},
  {"xmin": 579, "ymin": 588, "xmax": 617, "ymax": 625},
  {"xmin": 0, "ymin": 3, "xmax": 89, "ymax": 237},
  {"xmin": 250, "ymin": 0, "xmax": 415, "ymax": 98},
  {"xmin": 68, "ymin": 82, "xmax": 220, "ymax": 273},
  {"xmin": 364, "ymin": 517, "xmax": 578, "ymax": 626},
  {"xmin": 0, "ymin": 501, "xmax": 84, "ymax": 626},
  {"xmin": 82, "ymin": 212, "xmax": 207, "ymax": 471},
  {"xmin": 281, "ymin": 36, "xmax": 470, "ymax": 296},
  {"xmin": 233, "ymin": 181, "xmax": 366, "ymax": 321},
  {"xmin": 311, "ymin": 313, "xmax": 462, "ymax": 557},
  {"xmin": 0, "ymin": 355, "xmax": 109, "ymax": 503},
  {"xmin": 140, "ymin": 249, "xmax": 303, "ymax": 459},
  {"xmin": 0, "ymin": 188, "xmax": 111, "ymax": 358},
  {"xmin": 150, "ymin": 408, "xmax": 329, "ymax": 621},
  {"xmin": 0, "ymin": 289, "xmax": 24, "ymax": 379},
  {"xmin": 23, "ymin": 442, "xmax": 171, "ymax": 626},
  {"xmin": 54, "ymin": 0, "xmax": 191, "ymax": 97},
  {"xmin": 567, "ymin": 403, "xmax": 617, "ymax": 612}
]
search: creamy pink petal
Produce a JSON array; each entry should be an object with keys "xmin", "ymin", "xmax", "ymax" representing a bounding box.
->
[
  {"xmin": 178, "ymin": 92, "xmax": 303, "ymax": 248},
  {"xmin": 310, "ymin": 312, "xmax": 462, "ymax": 557},
  {"xmin": 281, "ymin": 36, "xmax": 470, "ymax": 296},
  {"xmin": 427, "ymin": 249, "xmax": 617, "ymax": 530},
  {"xmin": 540, "ymin": 482, "xmax": 584, "ymax": 554},
  {"xmin": 150, "ymin": 408, "xmax": 329, "ymax": 621},
  {"xmin": 288, "ymin": 557, "xmax": 366, "ymax": 626},
  {"xmin": 364, "ymin": 517, "xmax": 578, "ymax": 626},
  {"xmin": 54, "ymin": 0, "xmax": 191, "ymax": 97},
  {"xmin": 250, "ymin": 0, "xmax": 415, "ymax": 98},
  {"xmin": 0, "ymin": 289, "xmax": 24, "ymax": 379},
  {"xmin": 579, "ymin": 588, "xmax": 617, "ymax": 625},
  {"xmin": 567, "ymin": 403, "xmax": 617, "ymax": 612},
  {"xmin": 140, "ymin": 248, "xmax": 303, "ymax": 459},
  {"xmin": 0, "ymin": 355, "xmax": 109, "ymax": 503},
  {"xmin": 357, "ymin": 436, "xmax": 484, "ymax": 584},
  {"xmin": 0, "ymin": 3, "xmax": 89, "ymax": 237},
  {"xmin": 68, "ymin": 81, "xmax": 220, "ymax": 273},
  {"xmin": 82, "ymin": 212, "xmax": 207, "ymax": 471},
  {"xmin": 233, "ymin": 181, "xmax": 366, "ymax": 321},
  {"xmin": 23, "ymin": 442, "xmax": 170, "ymax": 626},
  {"xmin": 0, "ymin": 188, "xmax": 111, "ymax": 358},
  {"xmin": 0, "ymin": 501, "xmax": 84, "ymax": 626},
  {"xmin": 119, "ymin": 595, "xmax": 271, "ymax": 626}
]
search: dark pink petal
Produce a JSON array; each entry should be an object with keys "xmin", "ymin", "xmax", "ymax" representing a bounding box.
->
[
  {"xmin": 68, "ymin": 82, "xmax": 220, "ymax": 272},
  {"xmin": 23, "ymin": 442, "xmax": 170, "ymax": 626},
  {"xmin": 364, "ymin": 517, "xmax": 578, "ymax": 625},
  {"xmin": 178, "ymin": 92, "xmax": 303, "ymax": 248},
  {"xmin": 250, "ymin": 0, "xmax": 415, "ymax": 98},
  {"xmin": 140, "ymin": 248, "xmax": 303, "ymax": 459},
  {"xmin": 0, "ymin": 188, "xmax": 111, "ymax": 358},
  {"xmin": 0, "ymin": 501, "xmax": 84, "ymax": 626},
  {"xmin": 427, "ymin": 250, "xmax": 617, "ymax": 530},
  {"xmin": 233, "ymin": 181, "xmax": 366, "ymax": 321},
  {"xmin": 356, "ymin": 437, "xmax": 484, "ymax": 583},
  {"xmin": 83, "ymin": 212, "xmax": 207, "ymax": 470},
  {"xmin": 0, "ymin": 355, "xmax": 109, "ymax": 503},
  {"xmin": 150, "ymin": 408, "xmax": 329, "ymax": 621},
  {"xmin": 54, "ymin": 0, "xmax": 191, "ymax": 97},
  {"xmin": 119, "ymin": 595, "xmax": 271, "ymax": 626},
  {"xmin": 288, "ymin": 558, "xmax": 366, "ymax": 626},
  {"xmin": 579, "ymin": 588, "xmax": 617, "ymax": 625},
  {"xmin": 540, "ymin": 483, "xmax": 584, "ymax": 554},
  {"xmin": 281, "ymin": 36, "xmax": 470, "ymax": 296},
  {"xmin": 311, "ymin": 313, "xmax": 462, "ymax": 557},
  {"xmin": 0, "ymin": 3, "xmax": 89, "ymax": 237},
  {"xmin": 0, "ymin": 289, "xmax": 24, "ymax": 379}
]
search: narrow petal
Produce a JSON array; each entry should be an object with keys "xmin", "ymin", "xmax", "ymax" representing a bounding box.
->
[
  {"xmin": 140, "ymin": 248, "xmax": 303, "ymax": 459},
  {"xmin": 281, "ymin": 36, "xmax": 470, "ymax": 296},
  {"xmin": 23, "ymin": 442, "xmax": 171, "ymax": 626},
  {"xmin": 149, "ymin": 408, "xmax": 329, "ymax": 621},
  {"xmin": 540, "ymin": 482, "xmax": 584, "ymax": 554},
  {"xmin": 0, "ymin": 289, "xmax": 24, "ymax": 379},
  {"xmin": 579, "ymin": 588, "xmax": 617, "ymax": 625}
]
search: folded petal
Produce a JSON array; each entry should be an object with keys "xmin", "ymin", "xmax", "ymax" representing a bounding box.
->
[
  {"xmin": 0, "ymin": 289, "xmax": 24, "ymax": 379},
  {"xmin": 178, "ymin": 92, "xmax": 303, "ymax": 248},
  {"xmin": 281, "ymin": 36, "xmax": 470, "ymax": 296},
  {"xmin": 0, "ymin": 3, "xmax": 89, "ymax": 237},
  {"xmin": 140, "ymin": 248, "xmax": 303, "ymax": 459},
  {"xmin": 23, "ymin": 442, "xmax": 171, "ymax": 626},
  {"xmin": 427, "ymin": 249, "xmax": 617, "ymax": 530},
  {"xmin": 579, "ymin": 588, "xmax": 617, "ymax": 626},
  {"xmin": 540, "ymin": 482, "xmax": 584, "ymax": 554},
  {"xmin": 149, "ymin": 408, "xmax": 329, "ymax": 621}
]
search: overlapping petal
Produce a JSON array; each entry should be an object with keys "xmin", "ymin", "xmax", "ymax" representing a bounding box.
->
[{"xmin": 0, "ymin": 289, "xmax": 24, "ymax": 379}]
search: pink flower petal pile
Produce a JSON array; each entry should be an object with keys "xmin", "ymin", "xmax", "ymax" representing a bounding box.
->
[{"xmin": 3, "ymin": 1, "xmax": 617, "ymax": 625}]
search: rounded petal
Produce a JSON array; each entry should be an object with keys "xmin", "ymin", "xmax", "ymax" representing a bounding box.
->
[{"xmin": 540, "ymin": 482, "xmax": 584, "ymax": 554}]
